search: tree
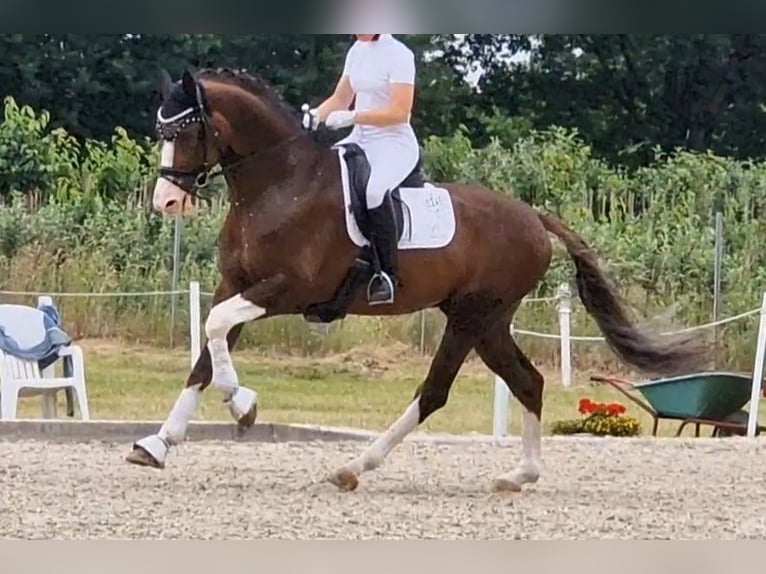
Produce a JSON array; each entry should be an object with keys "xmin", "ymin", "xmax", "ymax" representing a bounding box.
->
[
  {"xmin": 0, "ymin": 34, "xmax": 473, "ymax": 145},
  {"xmin": 447, "ymin": 34, "xmax": 766, "ymax": 166}
]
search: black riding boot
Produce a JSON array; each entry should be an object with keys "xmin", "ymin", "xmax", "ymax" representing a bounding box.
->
[{"xmin": 366, "ymin": 192, "xmax": 399, "ymax": 306}]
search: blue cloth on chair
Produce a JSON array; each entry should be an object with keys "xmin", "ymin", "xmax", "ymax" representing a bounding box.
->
[
  {"xmin": 0, "ymin": 300, "xmax": 75, "ymax": 416},
  {"xmin": 0, "ymin": 301, "xmax": 71, "ymax": 366}
]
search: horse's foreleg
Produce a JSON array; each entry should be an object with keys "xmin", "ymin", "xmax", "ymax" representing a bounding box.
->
[
  {"xmin": 126, "ymin": 333, "xmax": 240, "ymax": 470},
  {"xmin": 126, "ymin": 277, "xmax": 281, "ymax": 470},
  {"xmin": 201, "ymin": 274, "xmax": 289, "ymax": 418},
  {"xmin": 202, "ymin": 290, "xmax": 272, "ymax": 429}
]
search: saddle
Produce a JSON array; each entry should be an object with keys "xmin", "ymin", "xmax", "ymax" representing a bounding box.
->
[
  {"xmin": 335, "ymin": 142, "xmax": 427, "ymax": 244},
  {"xmin": 302, "ymin": 143, "xmax": 437, "ymax": 325}
]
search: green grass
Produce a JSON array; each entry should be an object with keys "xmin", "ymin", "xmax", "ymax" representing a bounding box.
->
[{"xmin": 14, "ymin": 339, "xmax": 766, "ymax": 438}]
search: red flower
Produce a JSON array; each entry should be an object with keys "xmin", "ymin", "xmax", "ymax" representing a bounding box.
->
[
  {"xmin": 607, "ymin": 403, "xmax": 627, "ymax": 416},
  {"xmin": 578, "ymin": 398, "xmax": 594, "ymax": 414},
  {"xmin": 578, "ymin": 397, "xmax": 627, "ymax": 417}
]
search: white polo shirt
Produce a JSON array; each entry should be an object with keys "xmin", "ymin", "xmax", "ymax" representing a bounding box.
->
[{"xmin": 342, "ymin": 34, "xmax": 418, "ymax": 145}]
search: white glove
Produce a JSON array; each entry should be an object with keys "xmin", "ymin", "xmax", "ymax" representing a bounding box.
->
[
  {"xmin": 301, "ymin": 104, "xmax": 320, "ymax": 131},
  {"xmin": 325, "ymin": 110, "xmax": 357, "ymax": 130}
]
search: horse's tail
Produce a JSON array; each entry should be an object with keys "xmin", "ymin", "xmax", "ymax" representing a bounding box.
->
[{"xmin": 537, "ymin": 210, "xmax": 711, "ymax": 377}]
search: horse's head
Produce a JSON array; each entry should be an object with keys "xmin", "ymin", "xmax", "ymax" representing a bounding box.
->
[
  {"xmin": 152, "ymin": 68, "xmax": 310, "ymax": 217},
  {"xmin": 152, "ymin": 70, "xmax": 219, "ymax": 215}
]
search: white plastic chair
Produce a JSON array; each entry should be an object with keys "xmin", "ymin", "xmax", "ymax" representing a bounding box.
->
[{"xmin": 0, "ymin": 304, "xmax": 89, "ymax": 421}]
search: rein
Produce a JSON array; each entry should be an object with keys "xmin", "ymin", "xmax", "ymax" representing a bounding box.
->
[{"xmin": 156, "ymin": 98, "xmax": 310, "ymax": 203}]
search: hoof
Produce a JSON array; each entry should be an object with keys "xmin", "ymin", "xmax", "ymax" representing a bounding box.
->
[
  {"xmin": 125, "ymin": 445, "xmax": 165, "ymax": 470},
  {"xmin": 493, "ymin": 468, "xmax": 539, "ymax": 493},
  {"xmin": 328, "ymin": 469, "xmax": 359, "ymax": 492},
  {"xmin": 126, "ymin": 435, "xmax": 169, "ymax": 470},
  {"xmin": 227, "ymin": 387, "xmax": 258, "ymax": 433},
  {"xmin": 493, "ymin": 477, "xmax": 523, "ymax": 493},
  {"xmin": 237, "ymin": 403, "xmax": 258, "ymax": 433}
]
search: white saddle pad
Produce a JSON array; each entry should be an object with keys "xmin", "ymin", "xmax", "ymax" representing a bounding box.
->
[{"xmin": 335, "ymin": 146, "xmax": 456, "ymax": 251}]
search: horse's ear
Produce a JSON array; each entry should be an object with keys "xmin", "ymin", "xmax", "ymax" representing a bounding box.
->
[
  {"xmin": 181, "ymin": 70, "xmax": 197, "ymax": 99},
  {"xmin": 159, "ymin": 69, "xmax": 173, "ymax": 102}
]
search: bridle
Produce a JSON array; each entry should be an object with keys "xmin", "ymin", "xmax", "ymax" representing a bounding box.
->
[
  {"xmin": 155, "ymin": 80, "xmax": 307, "ymax": 203},
  {"xmin": 155, "ymin": 106, "xmax": 222, "ymax": 201}
]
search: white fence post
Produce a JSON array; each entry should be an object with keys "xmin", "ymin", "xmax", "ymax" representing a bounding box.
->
[
  {"xmin": 492, "ymin": 376, "xmax": 510, "ymax": 439},
  {"xmin": 747, "ymin": 292, "xmax": 766, "ymax": 438},
  {"xmin": 189, "ymin": 281, "xmax": 201, "ymax": 369},
  {"xmin": 557, "ymin": 283, "xmax": 573, "ymax": 388},
  {"xmin": 492, "ymin": 323, "xmax": 514, "ymax": 439}
]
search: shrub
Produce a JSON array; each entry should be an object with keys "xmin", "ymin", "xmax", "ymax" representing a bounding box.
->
[
  {"xmin": 0, "ymin": 96, "xmax": 764, "ymax": 371},
  {"xmin": 551, "ymin": 398, "xmax": 642, "ymax": 437}
]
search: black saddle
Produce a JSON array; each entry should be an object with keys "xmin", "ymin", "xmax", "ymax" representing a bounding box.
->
[
  {"xmin": 301, "ymin": 144, "xmax": 428, "ymax": 325},
  {"xmin": 336, "ymin": 142, "xmax": 427, "ymax": 243}
]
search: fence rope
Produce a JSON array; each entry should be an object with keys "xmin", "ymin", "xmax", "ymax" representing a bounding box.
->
[
  {"xmin": 0, "ymin": 287, "xmax": 757, "ymax": 342},
  {"xmin": 196, "ymin": 293, "xmax": 558, "ymax": 303},
  {"xmin": 0, "ymin": 289, "xmax": 190, "ymax": 298},
  {"xmin": 514, "ymin": 307, "xmax": 761, "ymax": 342},
  {"xmin": 521, "ymin": 296, "xmax": 559, "ymax": 304},
  {"xmin": 196, "ymin": 291, "xmax": 558, "ymax": 302}
]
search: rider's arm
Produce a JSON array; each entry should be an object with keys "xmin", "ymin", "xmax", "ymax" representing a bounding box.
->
[
  {"xmin": 316, "ymin": 46, "xmax": 357, "ymax": 121},
  {"xmin": 354, "ymin": 47, "xmax": 416, "ymax": 128},
  {"xmin": 316, "ymin": 74, "xmax": 355, "ymax": 121}
]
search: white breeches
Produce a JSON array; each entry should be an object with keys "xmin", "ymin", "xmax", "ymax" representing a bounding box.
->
[{"xmin": 338, "ymin": 133, "xmax": 420, "ymax": 210}]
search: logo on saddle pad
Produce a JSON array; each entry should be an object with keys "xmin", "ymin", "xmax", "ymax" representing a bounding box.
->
[{"xmin": 334, "ymin": 145, "xmax": 456, "ymax": 251}]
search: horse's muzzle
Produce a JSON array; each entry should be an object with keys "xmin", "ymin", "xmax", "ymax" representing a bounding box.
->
[{"xmin": 152, "ymin": 177, "xmax": 194, "ymax": 216}]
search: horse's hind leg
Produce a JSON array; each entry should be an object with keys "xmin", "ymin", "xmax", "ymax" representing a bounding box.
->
[
  {"xmin": 475, "ymin": 320, "xmax": 544, "ymax": 492},
  {"xmin": 328, "ymin": 309, "xmax": 479, "ymax": 492}
]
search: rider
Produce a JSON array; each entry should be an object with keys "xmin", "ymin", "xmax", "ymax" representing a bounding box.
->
[{"xmin": 305, "ymin": 34, "xmax": 420, "ymax": 306}]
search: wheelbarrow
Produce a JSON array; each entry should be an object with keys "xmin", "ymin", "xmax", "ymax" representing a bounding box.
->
[{"xmin": 590, "ymin": 372, "xmax": 766, "ymax": 438}]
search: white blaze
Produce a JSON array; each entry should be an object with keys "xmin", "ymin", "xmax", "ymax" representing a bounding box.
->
[
  {"xmin": 152, "ymin": 140, "xmax": 189, "ymax": 214},
  {"xmin": 160, "ymin": 141, "xmax": 175, "ymax": 167}
]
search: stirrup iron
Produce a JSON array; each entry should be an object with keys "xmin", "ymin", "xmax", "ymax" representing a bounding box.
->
[{"xmin": 367, "ymin": 271, "xmax": 395, "ymax": 305}]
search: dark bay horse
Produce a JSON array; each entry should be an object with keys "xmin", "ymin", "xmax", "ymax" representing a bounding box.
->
[{"xmin": 125, "ymin": 68, "xmax": 709, "ymax": 492}]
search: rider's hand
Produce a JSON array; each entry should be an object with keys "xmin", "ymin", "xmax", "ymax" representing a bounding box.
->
[
  {"xmin": 325, "ymin": 110, "xmax": 357, "ymax": 130},
  {"xmin": 301, "ymin": 104, "xmax": 321, "ymax": 131}
]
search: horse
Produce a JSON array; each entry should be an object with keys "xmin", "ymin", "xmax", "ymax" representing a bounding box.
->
[{"xmin": 125, "ymin": 67, "xmax": 710, "ymax": 493}]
